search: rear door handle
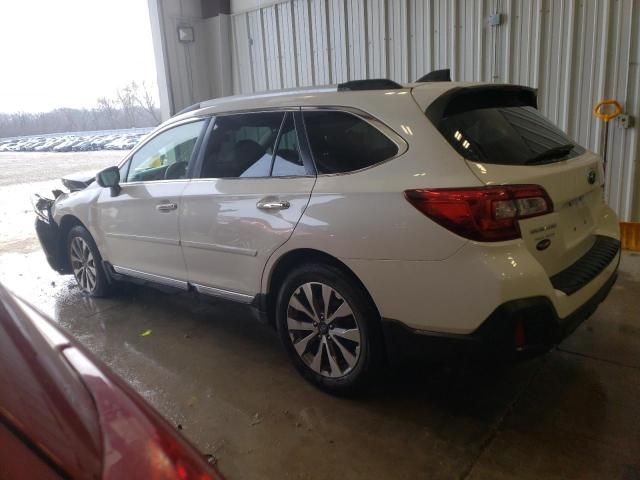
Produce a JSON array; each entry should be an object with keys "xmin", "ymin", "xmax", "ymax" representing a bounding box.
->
[
  {"xmin": 156, "ymin": 202, "xmax": 178, "ymax": 212},
  {"xmin": 256, "ymin": 198, "xmax": 290, "ymax": 211}
]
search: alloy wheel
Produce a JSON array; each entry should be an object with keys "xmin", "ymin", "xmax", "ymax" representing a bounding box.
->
[
  {"xmin": 70, "ymin": 237, "xmax": 97, "ymax": 293},
  {"xmin": 286, "ymin": 282, "xmax": 361, "ymax": 378}
]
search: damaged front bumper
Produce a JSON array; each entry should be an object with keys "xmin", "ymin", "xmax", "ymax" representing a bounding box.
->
[{"xmin": 33, "ymin": 195, "xmax": 68, "ymax": 273}]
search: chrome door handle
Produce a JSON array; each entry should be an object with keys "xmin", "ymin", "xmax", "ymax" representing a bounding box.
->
[
  {"xmin": 156, "ymin": 202, "xmax": 178, "ymax": 212},
  {"xmin": 256, "ymin": 198, "xmax": 290, "ymax": 211}
]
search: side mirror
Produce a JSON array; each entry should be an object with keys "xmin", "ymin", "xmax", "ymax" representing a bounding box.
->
[{"xmin": 96, "ymin": 166, "xmax": 121, "ymax": 197}]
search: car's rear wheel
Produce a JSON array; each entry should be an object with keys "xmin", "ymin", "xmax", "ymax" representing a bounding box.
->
[
  {"xmin": 276, "ymin": 263, "xmax": 383, "ymax": 395},
  {"xmin": 67, "ymin": 225, "xmax": 112, "ymax": 297}
]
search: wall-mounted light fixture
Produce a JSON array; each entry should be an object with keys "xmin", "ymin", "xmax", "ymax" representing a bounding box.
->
[{"xmin": 178, "ymin": 26, "xmax": 194, "ymax": 43}]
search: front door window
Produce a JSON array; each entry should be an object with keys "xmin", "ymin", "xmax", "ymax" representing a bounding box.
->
[{"xmin": 124, "ymin": 120, "xmax": 205, "ymax": 182}]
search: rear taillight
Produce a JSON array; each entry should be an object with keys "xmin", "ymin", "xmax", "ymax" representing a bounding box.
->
[{"xmin": 404, "ymin": 185, "xmax": 553, "ymax": 242}]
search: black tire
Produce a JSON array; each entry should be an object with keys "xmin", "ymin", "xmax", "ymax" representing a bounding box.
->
[
  {"xmin": 276, "ymin": 263, "xmax": 383, "ymax": 395},
  {"xmin": 67, "ymin": 225, "xmax": 112, "ymax": 297}
]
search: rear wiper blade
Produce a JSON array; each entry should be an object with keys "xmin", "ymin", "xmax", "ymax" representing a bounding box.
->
[{"xmin": 525, "ymin": 143, "xmax": 575, "ymax": 165}]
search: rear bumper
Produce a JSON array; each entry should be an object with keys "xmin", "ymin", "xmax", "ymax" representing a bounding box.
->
[
  {"xmin": 345, "ymin": 202, "xmax": 621, "ymax": 335},
  {"xmin": 382, "ymin": 262, "xmax": 618, "ymax": 363},
  {"xmin": 35, "ymin": 218, "xmax": 67, "ymax": 273}
]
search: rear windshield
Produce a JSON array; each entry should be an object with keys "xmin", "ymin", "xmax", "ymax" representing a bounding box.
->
[{"xmin": 429, "ymin": 96, "xmax": 585, "ymax": 166}]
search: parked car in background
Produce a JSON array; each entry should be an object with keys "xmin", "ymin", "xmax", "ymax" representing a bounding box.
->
[
  {"xmin": 31, "ymin": 141, "xmax": 49, "ymax": 152},
  {"xmin": 125, "ymin": 135, "xmax": 143, "ymax": 149},
  {"xmin": 73, "ymin": 135, "xmax": 102, "ymax": 151},
  {"xmin": 0, "ymin": 129, "xmax": 151, "ymax": 153},
  {"xmin": 13, "ymin": 139, "xmax": 32, "ymax": 150},
  {"xmin": 71, "ymin": 138, "xmax": 91, "ymax": 151},
  {"xmin": 0, "ymin": 282, "xmax": 223, "ymax": 480},
  {"xmin": 33, "ymin": 137, "xmax": 63, "ymax": 151},
  {"xmin": 87, "ymin": 137, "xmax": 106, "ymax": 150},
  {"xmin": 20, "ymin": 137, "xmax": 46, "ymax": 151},
  {"xmin": 104, "ymin": 135, "xmax": 134, "ymax": 150},
  {"xmin": 52, "ymin": 137, "xmax": 77, "ymax": 152}
]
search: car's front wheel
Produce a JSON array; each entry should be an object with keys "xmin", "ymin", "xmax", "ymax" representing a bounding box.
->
[
  {"xmin": 276, "ymin": 263, "xmax": 383, "ymax": 395},
  {"xmin": 67, "ymin": 225, "xmax": 112, "ymax": 297}
]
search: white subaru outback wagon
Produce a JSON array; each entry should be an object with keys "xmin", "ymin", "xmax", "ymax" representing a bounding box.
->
[{"xmin": 35, "ymin": 78, "xmax": 621, "ymax": 393}]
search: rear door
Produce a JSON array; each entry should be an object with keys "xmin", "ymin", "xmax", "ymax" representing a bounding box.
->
[
  {"xmin": 180, "ymin": 110, "xmax": 315, "ymax": 299},
  {"xmin": 414, "ymin": 85, "xmax": 605, "ymax": 275}
]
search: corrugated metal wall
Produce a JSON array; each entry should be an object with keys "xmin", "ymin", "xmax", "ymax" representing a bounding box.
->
[{"xmin": 229, "ymin": 0, "xmax": 640, "ymax": 221}]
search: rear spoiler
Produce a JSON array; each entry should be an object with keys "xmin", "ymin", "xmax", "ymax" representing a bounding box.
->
[
  {"xmin": 416, "ymin": 68, "xmax": 451, "ymax": 82},
  {"xmin": 425, "ymin": 85, "xmax": 538, "ymax": 122},
  {"xmin": 338, "ymin": 79, "xmax": 403, "ymax": 91}
]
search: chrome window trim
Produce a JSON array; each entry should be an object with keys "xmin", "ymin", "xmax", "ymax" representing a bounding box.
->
[
  {"xmin": 120, "ymin": 105, "xmax": 408, "ymax": 182},
  {"xmin": 204, "ymin": 106, "xmax": 298, "ymax": 117},
  {"xmin": 299, "ymin": 106, "xmax": 409, "ymax": 177},
  {"xmin": 187, "ymin": 174, "xmax": 315, "ymax": 183},
  {"xmin": 117, "ymin": 179, "xmax": 191, "ymax": 187},
  {"xmin": 203, "ymin": 106, "xmax": 407, "ymax": 155}
]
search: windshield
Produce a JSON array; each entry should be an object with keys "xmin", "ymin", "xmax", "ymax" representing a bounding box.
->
[{"xmin": 431, "ymin": 104, "xmax": 585, "ymax": 166}]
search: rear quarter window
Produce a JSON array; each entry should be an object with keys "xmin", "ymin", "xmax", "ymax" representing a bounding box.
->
[{"xmin": 303, "ymin": 111, "xmax": 398, "ymax": 174}]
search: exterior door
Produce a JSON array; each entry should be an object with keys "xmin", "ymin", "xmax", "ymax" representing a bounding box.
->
[
  {"xmin": 96, "ymin": 119, "xmax": 206, "ymax": 286},
  {"xmin": 180, "ymin": 111, "xmax": 315, "ymax": 300}
]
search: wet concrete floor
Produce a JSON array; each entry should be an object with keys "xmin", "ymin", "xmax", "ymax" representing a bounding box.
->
[{"xmin": 1, "ymin": 153, "xmax": 639, "ymax": 479}]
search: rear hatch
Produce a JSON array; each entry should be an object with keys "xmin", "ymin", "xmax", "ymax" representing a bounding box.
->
[{"xmin": 413, "ymin": 84, "xmax": 606, "ymax": 276}]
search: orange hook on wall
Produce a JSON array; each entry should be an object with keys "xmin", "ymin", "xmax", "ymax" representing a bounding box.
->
[
  {"xmin": 592, "ymin": 99, "xmax": 623, "ymax": 122},
  {"xmin": 592, "ymin": 99, "xmax": 623, "ymax": 174}
]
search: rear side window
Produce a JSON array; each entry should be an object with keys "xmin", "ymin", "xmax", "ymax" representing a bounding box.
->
[
  {"xmin": 200, "ymin": 112, "xmax": 285, "ymax": 178},
  {"xmin": 303, "ymin": 111, "xmax": 398, "ymax": 174},
  {"xmin": 427, "ymin": 88, "xmax": 585, "ymax": 166}
]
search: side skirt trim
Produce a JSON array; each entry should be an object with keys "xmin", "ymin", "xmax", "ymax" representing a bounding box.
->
[
  {"xmin": 192, "ymin": 283, "xmax": 255, "ymax": 304},
  {"xmin": 111, "ymin": 265, "xmax": 189, "ymax": 290},
  {"xmin": 110, "ymin": 264, "xmax": 255, "ymax": 304}
]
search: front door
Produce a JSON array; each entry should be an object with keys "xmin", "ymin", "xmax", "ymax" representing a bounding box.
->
[
  {"xmin": 180, "ymin": 111, "xmax": 315, "ymax": 299},
  {"xmin": 96, "ymin": 119, "xmax": 206, "ymax": 286}
]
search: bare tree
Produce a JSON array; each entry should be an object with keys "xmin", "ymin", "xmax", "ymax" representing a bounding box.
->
[
  {"xmin": 134, "ymin": 81, "xmax": 161, "ymax": 124},
  {"xmin": 115, "ymin": 82, "xmax": 138, "ymax": 128},
  {"xmin": 0, "ymin": 80, "xmax": 161, "ymax": 137},
  {"xmin": 96, "ymin": 96, "xmax": 118, "ymax": 126}
]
